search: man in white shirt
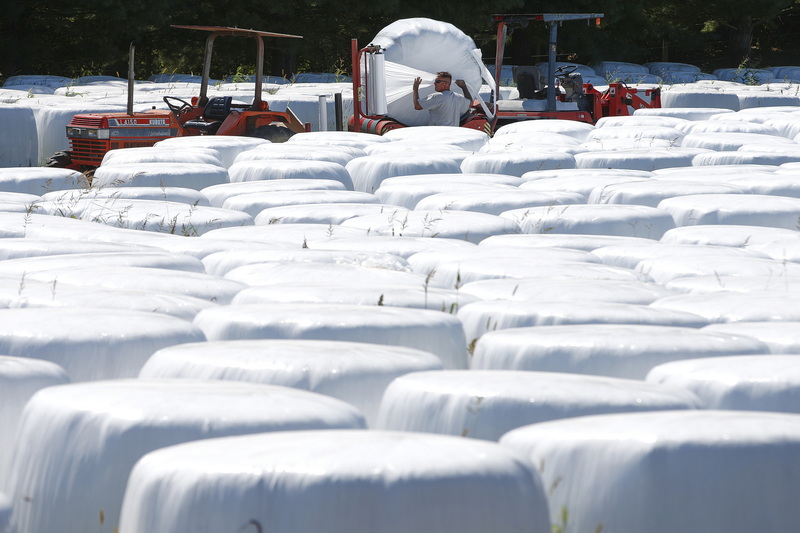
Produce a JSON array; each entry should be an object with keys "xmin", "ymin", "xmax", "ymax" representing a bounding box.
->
[{"xmin": 412, "ymin": 71, "xmax": 472, "ymax": 127}]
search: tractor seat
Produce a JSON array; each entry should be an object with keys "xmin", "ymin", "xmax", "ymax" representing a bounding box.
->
[
  {"xmin": 514, "ymin": 66, "xmax": 545, "ymax": 99},
  {"xmin": 184, "ymin": 96, "xmax": 233, "ymax": 133}
]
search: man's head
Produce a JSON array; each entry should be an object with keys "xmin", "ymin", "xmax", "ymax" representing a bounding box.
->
[{"xmin": 434, "ymin": 72, "xmax": 452, "ymax": 92}]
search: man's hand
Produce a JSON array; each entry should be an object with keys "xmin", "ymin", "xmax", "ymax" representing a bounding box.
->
[
  {"xmin": 455, "ymin": 79, "xmax": 473, "ymax": 102},
  {"xmin": 412, "ymin": 77, "xmax": 423, "ymax": 110},
  {"xmin": 413, "ymin": 77, "xmax": 422, "ymax": 90}
]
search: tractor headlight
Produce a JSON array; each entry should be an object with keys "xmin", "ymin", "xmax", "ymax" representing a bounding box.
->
[
  {"xmin": 66, "ymin": 127, "xmax": 110, "ymax": 139},
  {"xmin": 97, "ymin": 129, "xmax": 110, "ymax": 139}
]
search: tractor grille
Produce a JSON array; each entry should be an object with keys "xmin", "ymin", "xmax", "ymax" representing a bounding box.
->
[
  {"xmin": 70, "ymin": 139, "xmax": 108, "ymax": 165},
  {"xmin": 69, "ymin": 116, "xmax": 104, "ymax": 127}
]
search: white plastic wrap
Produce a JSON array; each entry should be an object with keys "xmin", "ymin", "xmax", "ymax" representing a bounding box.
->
[
  {"xmin": 459, "ymin": 277, "xmax": 675, "ymax": 304},
  {"xmin": 222, "ymin": 189, "xmax": 375, "ymax": 217}
]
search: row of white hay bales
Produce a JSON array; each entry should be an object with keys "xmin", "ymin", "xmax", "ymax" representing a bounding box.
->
[{"xmin": 2, "ymin": 107, "xmax": 800, "ymax": 533}]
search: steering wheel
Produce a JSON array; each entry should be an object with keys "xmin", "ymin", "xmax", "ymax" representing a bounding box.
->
[
  {"xmin": 555, "ymin": 65, "xmax": 578, "ymax": 77},
  {"xmin": 163, "ymin": 96, "xmax": 193, "ymax": 115}
]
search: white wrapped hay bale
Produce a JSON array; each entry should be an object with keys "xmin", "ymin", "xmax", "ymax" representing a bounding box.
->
[
  {"xmin": 119, "ymin": 429, "xmax": 549, "ymax": 533},
  {"xmin": 364, "ymin": 141, "xmax": 472, "ymax": 159},
  {"xmin": 647, "ymin": 355, "xmax": 800, "ymax": 411},
  {"xmin": 222, "ymin": 189, "xmax": 376, "ymax": 217},
  {"xmin": 7, "ymin": 380, "xmax": 365, "ymax": 533},
  {"xmin": 223, "ymin": 261, "xmax": 426, "ymax": 288},
  {"xmin": 692, "ymin": 150, "xmax": 800, "ymax": 166},
  {"xmin": 675, "ymin": 119, "xmax": 782, "ymax": 135},
  {"xmin": 0, "ymin": 251, "xmax": 204, "ymax": 276},
  {"xmin": 346, "ymin": 153, "xmax": 463, "ymax": 193},
  {"xmin": 658, "ymin": 193, "xmax": 800, "ymax": 228},
  {"xmin": 507, "ymin": 203, "xmax": 675, "ymax": 239},
  {"xmin": 92, "ymin": 162, "xmax": 229, "ymax": 190},
  {"xmin": 575, "ymin": 148, "xmax": 702, "ymax": 170},
  {"xmin": 746, "ymin": 235, "xmax": 800, "ymax": 261},
  {"xmin": 493, "ymin": 119, "xmax": 595, "ymax": 141},
  {"xmin": 458, "ymin": 300, "xmax": 708, "ymax": 343},
  {"xmin": 478, "ymin": 232, "xmax": 655, "ymax": 251},
  {"xmin": 460, "ymin": 151, "xmax": 576, "ymax": 176},
  {"xmin": 653, "ymin": 163, "xmax": 777, "ymax": 181},
  {"xmin": 681, "ymin": 131, "xmax": 796, "ymax": 150},
  {"xmin": 154, "ymin": 136, "xmax": 269, "ymax": 168},
  {"xmin": 0, "ymin": 237, "xmax": 157, "ymax": 261},
  {"xmin": 589, "ymin": 179, "xmax": 746, "ymax": 206},
  {"xmin": 472, "ymin": 324, "xmax": 770, "ymax": 378},
  {"xmin": 255, "ymin": 202, "xmax": 408, "ymax": 225},
  {"xmin": 0, "ymin": 167, "xmax": 86, "ymax": 195},
  {"xmin": 460, "ymin": 277, "xmax": 675, "ymax": 304},
  {"xmin": 635, "ymin": 106, "xmax": 736, "ymax": 120},
  {"xmin": 667, "ymin": 274, "xmax": 800, "ymax": 294},
  {"xmin": 660, "ymin": 224, "xmax": 800, "ymax": 247},
  {"xmin": 659, "ymin": 89, "xmax": 741, "ymax": 110},
  {"xmin": 232, "ymin": 282, "xmax": 475, "ymax": 314},
  {"xmin": 651, "ymin": 291, "xmax": 800, "ymax": 322},
  {"xmin": 200, "ymin": 223, "xmax": 367, "ymax": 248},
  {"xmin": 501, "ymin": 410, "xmax": 800, "ymax": 533},
  {"xmin": 378, "ymin": 370, "xmax": 699, "ymax": 440},
  {"xmin": 43, "ymin": 186, "xmax": 211, "ymax": 207},
  {"xmin": 139, "ymin": 339, "xmax": 442, "ymax": 426},
  {"xmin": 481, "ymin": 131, "xmax": 584, "ymax": 154},
  {"xmin": 702, "ymin": 321, "xmax": 800, "ymax": 353},
  {"xmin": 233, "ymin": 143, "xmax": 365, "ymax": 167},
  {"xmin": 584, "ymin": 125, "xmax": 685, "ymax": 145},
  {"xmin": 100, "ymin": 146, "xmax": 224, "ymax": 167},
  {"xmin": 0, "ymin": 357, "xmax": 69, "ymax": 488},
  {"xmin": 14, "ymin": 265, "xmax": 246, "ymax": 304},
  {"xmin": 592, "ymin": 241, "xmax": 768, "ymax": 269},
  {"xmin": 201, "ymin": 178, "xmax": 347, "ymax": 207},
  {"xmin": 341, "ymin": 209, "xmax": 521, "ymax": 243},
  {"xmin": 194, "ymin": 303, "xmax": 469, "ymax": 369},
  {"xmin": 595, "ymin": 115, "xmax": 690, "ymax": 129},
  {"xmin": 311, "ymin": 234, "xmax": 476, "ymax": 258},
  {"xmin": 287, "ymin": 131, "xmax": 390, "ymax": 149},
  {"xmin": 201, "ymin": 248, "xmax": 410, "ymax": 277},
  {"xmin": 374, "ymin": 173, "xmax": 521, "ymax": 209},
  {"xmin": 227, "ymin": 159, "xmax": 354, "ymax": 189},
  {"xmin": 738, "ymin": 92, "xmax": 800, "ymax": 108},
  {"xmin": 382, "ymin": 126, "xmax": 489, "ymax": 152},
  {"xmin": 0, "ymin": 106, "xmax": 38, "ymax": 166},
  {"xmin": 0, "ymin": 308, "xmax": 205, "ymax": 381},
  {"xmin": 414, "ymin": 189, "xmax": 583, "ymax": 214}
]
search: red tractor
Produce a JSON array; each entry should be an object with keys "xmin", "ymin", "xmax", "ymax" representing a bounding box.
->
[
  {"xmin": 348, "ymin": 13, "xmax": 661, "ymax": 136},
  {"xmin": 49, "ymin": 26, "xmax": 306, "ymax": 171}
]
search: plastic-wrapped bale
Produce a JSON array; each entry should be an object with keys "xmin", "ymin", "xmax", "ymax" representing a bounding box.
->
[
  {"xmin": 674, "ymin": 119, "xmax": 782, "ymax": 135},
  {"xmin": 667, "ymin": 274, "xmax": 800, "ymax": 294},
  {"xmin": 652, "ymin": 163, "xmax": 777, "ymax": 181},
  {"xmin": 659, "ymin": 88, "xmax": 740, "ymax": 110},
  {"xmin": 232, "ymin": 283, "xmax": 477, "ymax": 314},
  {"xmin": 119, "ymin": 429, "xmax": 549, "ymax": 533},
  {"xmin": 413, "ymin": 189, "xmax": 583, "ymax": 214},
  {"xmin": 493, "ymin": 119, "xmax": 595, "ymax": 141},
  {"xmin": 345, "ymin": 153, "xmax": 463, "ymax": 193},
  {"xmin": 0, "ymin": 168, "xmax": 87, "ymax": 195},
  {"xmin": 0, "ymin": 106, "xmax": 38, "ymax": 166},
  {"xmin": 99, "ymin": 146, "xmax": 224, "ymax": 167},
  {"xmin": 154, "ymin": 136, "xmax": 269, "ymax": 168},
  {"xmin": 595, "ymin": 115, "xmax": 691, "ymax": 129},
  {"xmin": 502, "ymin": 409, "xmax": 800, "ymax": 533},
  {"xmin": 505, "ymin": 203, "xmax": 675, "ymax": 239},
  {"xmin": 363, "ymin": 141, "xmax": 472, "ymax": 158},
  {"xmin": 200, "ymin": 223, "xmax": 367, "ymax": 248},
  {"xmin": 702, "ymin": 321, "xmax": 800, "ymax": 353},
  {"xmin": 223, "ymin": 261, "xmax": 426, "ymax": 288},
  {"xmin": 762, "ymin": 117, "xmax": 800, "ymax": 138},
  {"xmin": 458, "ymin": 300, "xmax": 708, "ymax": 344},
  {"xmin": 651, "ymin": 291, "xmax": 800, "ymax": 323},
  {"xmin": 575, "ymin": 148, "xmax": 702, "ymax": 171},
  {"xmin": 255, "ymin": 203, "xmax": 409, "ymax": 225},
  {"xmin": 738, "ymin": 92, "xmax": 800, "ymax": 108},
  {"xmin": 647, "ymin": 354, "xmax": 800, "ymax": 411},
  {"xmin": 369, "ymin": 18, "xmax": 488, "ymax": 127},
  {"xmin": 0, "ymin": 192, "xmax": 40, "ymax": 213},
  {"xmin": 42, "ymin": 186, "xmax": 211, "ymax": 207},
  {"xmin": 139, "ymin": 339, "xmax": 442, "ymax": 426},
  {"xmin": 746, "ymin": 234, "xmax": 800, "ymax": 261},
  {"xmin": 310, "ymin": 234, "xmax": 476, "ymax": 259},
  {"xmin": 382, "ymin": 126, "xmax": 489, "ymax": 151},
  {"xmin": 481, "ymin": 131, "xmax": 584, "ymax": 154},
  {"xmin": 0, "ymin": 357, "xmax": 69, "ymax": 489},
  {"xmin": 637, "ymin": 254, "xmax": 800, "ymax": 285},
  {"xmin": 471, "ymin": 324, "xmax": 770, "ymax": 378},
  {"xmin": 460, "ymin": 151, "xmax": 576, "ymax": 177},
  {"xmin": 14, "ymin": 265, "xmax": 246, "ymax": 304},
  {"xmin": 193, "ymin": 303, "xmax": 469, "ymax": 369},
  {"xmin": 201, "ymin": 247, "xmax": 410, "ymax": 276},
  {"xmin": 201, "ymin": 178, "xmax": 347, "ymax": 207},
  {"xmin": 520, "ymin": 176, "xmax": 643, "ymax": 199},
  {"xmin": 584, "ymin": 125, "xmax": 686, "ymax": 146},
  {"xmin": 92, "ymin": 162, "xmax": 229, "ymax": 190},
  {"xmin": 479, "ymin": 232, "xmax": 656, "ymax": 251},
  {"xmin": 0, "ymin": 251, "xmax": 204, "ymax": 277},
  {"xmin": 635, "ymin": 106, "xmax": 737, "ymax": 120},
  {"xmin": 0, "ymin": 308, "xmax": 206, "ymax": 381},
  {"xmin": 591, "ymin": 241, "xmax": 769, "ymax": 269},
  {"xmin": 0, "ymin": 238, "xmax": 158, "ymax": 261},
  {"xmin": 223, "ymin": 189, "xmax": 376, "ymax": 217},
  {"xmin": 378, "ymin": 370, "xmax": 700, "ymax": 441},
  {"xmin": 6, "ymin": 380, "xmax": 365, "ymax": 533},
  {"xmin": 459, "ymin": 277, "xmax": 672, "ymax": 304},
  {"xmin": 374, "ymin": 173, "xmax": 522, "ymax": 209},
  {"xmin": 287, "ymin": 130, "xmax": 391, "ymax": 149},
  {"xmin": 227, "ymin": 159, "xmax": 354, "ymax": 190},
  {"xmin": 233, "ymin": 143, "xmax": 365, "ymax": 167},
  {"xmin": 341, "ymin": 209, "xmax": 520, "ymax": 243},
  {"xmin": 681, "ymin": 131, "xmax": 796, "ymax": 150},
  {"xmin": 694, "ymin": 149, "xmax": 800, "ymax": 165},
  {"xmin": 658, "ymin": 193, "xmax": 800, "ymax": 229},
  {"xmin": 660, "ymin": 224, "xmax": 800, "ymax": 247},
  {"xmin": 589, "ymin": 179, "xmax": 747, "ymax": 206}
]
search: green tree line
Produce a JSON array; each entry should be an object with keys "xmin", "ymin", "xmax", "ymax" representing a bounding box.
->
[{"xmin": 2, "ymin": 0, "xmax": 800, "ymax": 82}]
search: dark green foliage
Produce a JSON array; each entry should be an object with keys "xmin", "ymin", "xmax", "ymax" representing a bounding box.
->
[{"xmin": 2, "ymin": 0, "xmax": 800, "ymax": 81}]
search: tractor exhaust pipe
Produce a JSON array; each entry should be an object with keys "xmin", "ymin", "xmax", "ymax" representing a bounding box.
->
[{"xmin": 127, "ymin": 41, "xmax": 135, "ymax": 116}]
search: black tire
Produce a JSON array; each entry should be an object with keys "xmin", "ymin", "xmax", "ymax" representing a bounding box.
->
[
  {"xmin": 251, "ymin": 125, "xmax": 295, "ymax": 143},
  {"xmin": 45, "ymin": 150, "xmax": 73, "ymax": 168}
]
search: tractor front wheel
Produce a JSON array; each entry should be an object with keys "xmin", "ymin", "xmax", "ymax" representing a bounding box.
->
[
  {"xmin": 251, "ymin": 125, "xmax": 295, "ymax": 143},
  {"xmin": 45, "ymin": 150, "xmax": 74, "ymax": 168}
]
